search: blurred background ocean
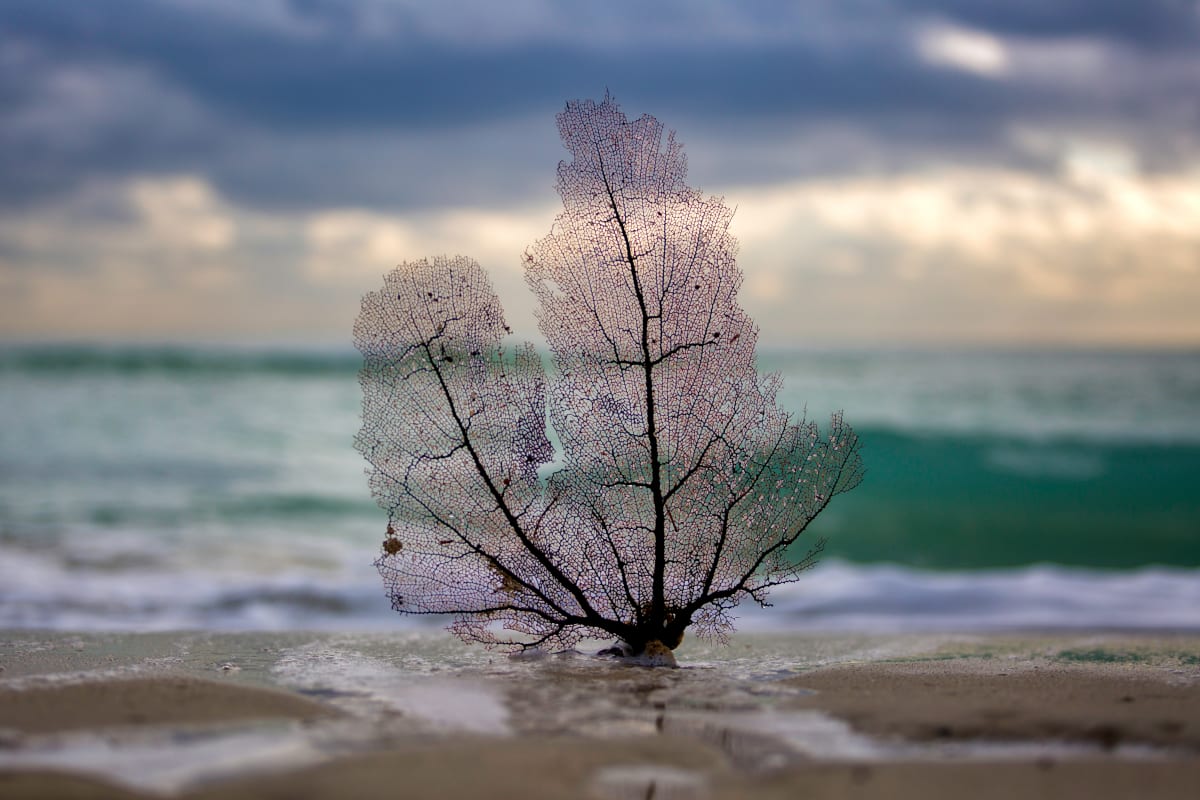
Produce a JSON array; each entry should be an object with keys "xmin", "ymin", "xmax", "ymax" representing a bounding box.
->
[
  {"xmin": 3, "ymin": 343, "xmax": 1197, "ymax": 633},
  {"xmin": 4, "ymin": 2, "xmax": 1200, "ymax": 635}
]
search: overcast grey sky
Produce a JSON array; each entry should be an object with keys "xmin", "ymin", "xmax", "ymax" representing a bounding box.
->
[{"xmin": 2, "ymin": 0, "xmax": 1198, "ymax": 345}]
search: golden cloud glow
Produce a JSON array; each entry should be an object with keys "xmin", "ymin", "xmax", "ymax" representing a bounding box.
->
[
  {"xmin": 304, "ymin": 206, "xmax": 550, "ymax": 284},
  {"xmin": 1, "ymin": 165, "xmax": 1198, "ymax": 345},
  {"xmin": 732, "ymin": 161, "xmax": 1200, "ymax": 298}
]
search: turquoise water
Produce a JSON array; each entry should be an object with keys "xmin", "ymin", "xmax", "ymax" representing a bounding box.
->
[
  {"xmin": 1, "ymin": 344, "xmax": 1198, "ymax": 631},
  {"xmin": 809, "ymin": 430, "xmax": 1200, "ymax": 568},
  {"xmin": 759, "ymin": 349, "xmax": 1200, "ymax": 570}
]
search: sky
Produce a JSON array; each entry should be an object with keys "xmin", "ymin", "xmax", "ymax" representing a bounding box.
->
[{"xmin": 1, "ymin": 0, "xmax": 1198, "ymax": 347}]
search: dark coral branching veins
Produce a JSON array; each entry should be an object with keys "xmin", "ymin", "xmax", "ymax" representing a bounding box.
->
[{"xmin": 354, "ymin": 96, "xmax": 863, "ymax": 653}]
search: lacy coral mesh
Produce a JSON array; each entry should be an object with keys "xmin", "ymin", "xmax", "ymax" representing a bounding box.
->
[{"xmin": 355, "ymin": 97, "xmax": 863, "ymax": 652}]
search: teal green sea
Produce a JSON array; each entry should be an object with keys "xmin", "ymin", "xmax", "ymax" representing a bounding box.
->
[
  {"xmin": 1, "ymin": 344, "xmax": 1198, "ymax": 630},
  {"xmin": 810, "ymin": 430, "xmax": 1200, "ymax": 569}
]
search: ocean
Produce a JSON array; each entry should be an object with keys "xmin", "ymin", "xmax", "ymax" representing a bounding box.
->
[{"xmin": 1, "ymin": 345, "xmax": 1198, "ymax": 633}]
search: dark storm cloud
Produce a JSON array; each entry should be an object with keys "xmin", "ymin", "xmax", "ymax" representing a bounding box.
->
[
  {"xmin": 1, "ymin": 0, "xmax": 1029, "ymax": 128},
  {"xmin": 911, "ymin": 0, "xmax": 1200, "ymax": 48},
  {"xmin": 0, "ymin": 0, "xmax": 1196, "ymax": 212}
]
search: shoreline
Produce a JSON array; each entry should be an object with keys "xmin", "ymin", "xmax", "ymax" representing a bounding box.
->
[{"xmin": 1, "ymin": 630, "xmax": 1198, "ymax": 798}]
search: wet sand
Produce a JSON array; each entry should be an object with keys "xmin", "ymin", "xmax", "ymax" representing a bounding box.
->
[
  {"xmin": 790, "ymin": 658, "xmax": 1200, "ymax": 750},
  {"xmin": 0, "ymin": 631, "xmax": 1198, "ymax": 799},
  {"xmin": 0, "ymin": 676, "xmax": 337, "ymax": 735}
]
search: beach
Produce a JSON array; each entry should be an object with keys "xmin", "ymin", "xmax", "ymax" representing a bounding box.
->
[
  {"xmin": 2, "ymin": 630, "xmax": 1198, "ymax": 798},
  {"xmin": 1, "ymin": 346, "xmax": 1198, "ymax": 798}
]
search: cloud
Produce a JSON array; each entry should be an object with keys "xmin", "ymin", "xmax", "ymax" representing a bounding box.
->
[
  {"xmin": 908, "ymin": 0, "xmax": 1200, "ymax": 49},
  {"xmin": 1, "ymin": 0, "xmax": 1007, "ymax": 130},
  {"xmin": 5, "ymin": 0, "xmax": 1197, "ymax": 215},
  {"xmin": 729, "ymin": 154, "xmax": 1200, "ymax": 344},
  {"xmin": 0, "ymin": 45, "xmax": 214, "ymax": 205},
  {"xmin": 1, "ymin": 1, "xmax": 1197, "ymax": 345},
  {"xmin": 303, "ymin": 202, "xmax": 554, "ymax": 327},
  {"xmin": 0, "ymin": 173, "xmax": 552, "ymax": 340},
  {"xmin": 3, "ymin": 163, "xmax": 1198, "ymax": 346},
  {"xmin": 916, "ymin": 22, "xmax": 1010, "ymax": 77}
]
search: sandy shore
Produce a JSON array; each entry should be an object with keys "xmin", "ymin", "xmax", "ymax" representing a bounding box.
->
[
  {"xmin": 789, "ymin": 658, "xmax": 1200, "ymax": 750},
  {"xmin": 0, "ymin": 676, "xmax": 337, "ymax": 735},
  {"xmin": 0, "ymin": 631, "xmax": 1197, "ymax": 799}
]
